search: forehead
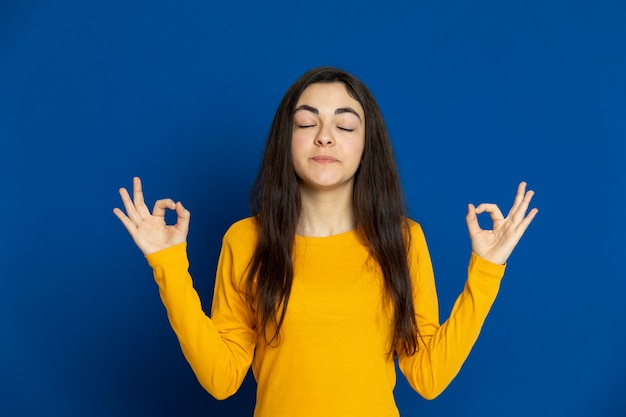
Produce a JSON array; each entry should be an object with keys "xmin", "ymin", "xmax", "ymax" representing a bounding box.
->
[{"xmin": 295, "ymin": 82, "xmax": 364, "ymax": 115}]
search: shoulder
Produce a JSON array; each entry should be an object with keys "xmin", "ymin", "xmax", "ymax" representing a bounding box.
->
[
  {"xmin": 405, "ymin": 217, "xmax": 429, "ymax": 253},
  {"xmin": 405, "ymin": 217, "xmax": 425, "ymax": 237},
  {"xmin": 222, "ymin": 217, "xmax": 259, "ymax": 250},
  {"xmin": 225, "ymin": 216, "xmax": 258, "ymax": 236}
]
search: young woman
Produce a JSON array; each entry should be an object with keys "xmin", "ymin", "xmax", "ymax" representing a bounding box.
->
[{"xmin": 113, "ymin": 67, "xmax": 537, "ymax": 416}]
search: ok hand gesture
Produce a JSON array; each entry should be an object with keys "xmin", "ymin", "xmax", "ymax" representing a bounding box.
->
[
  {"xmin": 466, "ymin": 182, "xmax": 538, "ymax": 265},
  {"xmin": 113, "ymin": 177, "xmax": 190, "ymax": 255}
]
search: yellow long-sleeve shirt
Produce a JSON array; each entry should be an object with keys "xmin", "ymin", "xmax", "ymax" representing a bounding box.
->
[{"xmin": 146, "ymin": 217, "xmax": 505, "ymax": 416}]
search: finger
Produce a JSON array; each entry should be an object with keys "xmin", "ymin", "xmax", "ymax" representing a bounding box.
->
[
  {"xmin": 510, "ymin": 188, "xmax": 536, "ymax": 224},
  {"xmin": 113, "ymin": 207, "xmax": 139, "ymax": 236},
  {"xmin": 174, "ymin": 201, "xmax": 191, "ymax": 234},
  {"xmin": 133, "ymin": 177, "xmax": 147, "ymax": 209},
  {"xmin": 465, "ymin": 203, "xmax": 482, "ymax": 237},
  {"xmin": 506, "ymin": 182, "xmax": 527, "ymax": 218},
  {"xmin": 517, "ymin": 207, "xmax": 539, "ymax": 233},
  {"xmin": 118, "ymin": 186, "xmax": 141, "ymax": 222},
  {"xmin": 152, "ymin": 198, "xmax": 177, "ymax": 218},
  {"xmin": 475, "ymin": 203, "xmax": 504, "ymax": 221}
]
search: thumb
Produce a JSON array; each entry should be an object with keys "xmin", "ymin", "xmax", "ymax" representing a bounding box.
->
[{"xmin": 466, "ymin": 203, "xmax": 482, "ymax": 237}]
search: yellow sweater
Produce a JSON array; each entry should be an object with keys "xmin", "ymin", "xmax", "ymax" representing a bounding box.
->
[{"xmin": 146, "ymin": 217, "xmax": 505, "ymax": 416}]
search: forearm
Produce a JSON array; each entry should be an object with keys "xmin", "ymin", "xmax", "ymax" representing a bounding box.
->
[
  {"xmin": 400, "ymin": 253, "xmax": 504, "ymax": 399},
  {"xmin": 147, "ymin": 243, "xmax": 253, "ymax": 399}
]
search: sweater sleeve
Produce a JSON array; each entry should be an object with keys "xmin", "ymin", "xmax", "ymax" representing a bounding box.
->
[
  {"xmin": 146, "ymin": 237, "xmax": 256, "ymax": 400},
  {"xmin": 397, "ymin": 222, "xmax": 505, "ymax": 400}
]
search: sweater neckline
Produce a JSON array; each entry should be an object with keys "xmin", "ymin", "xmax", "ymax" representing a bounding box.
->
[{"xmin": 294, "ymin": 228, "xmax": 361, "ymax": 246}]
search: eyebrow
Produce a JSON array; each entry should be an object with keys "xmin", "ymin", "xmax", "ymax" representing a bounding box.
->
[{"xmin": 294, "ymin": 104, "xmax": 362, "ymax": 121}]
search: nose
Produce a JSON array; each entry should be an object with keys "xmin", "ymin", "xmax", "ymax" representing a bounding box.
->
[{"xmin": 315, "ymin": 124, "xmax": 334, "ymax": 147}]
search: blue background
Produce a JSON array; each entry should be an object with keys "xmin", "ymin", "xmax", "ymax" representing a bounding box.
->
[{"xmin": 1, "ymin": 1, "xmax": 625, "ymax": 416}]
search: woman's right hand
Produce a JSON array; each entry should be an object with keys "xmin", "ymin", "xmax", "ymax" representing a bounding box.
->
[{"xmin": 113, "ymin": 177, "xmax": 190, "ymax": 255}]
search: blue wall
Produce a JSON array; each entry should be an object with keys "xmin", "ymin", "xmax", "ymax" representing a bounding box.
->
[{"xmin": 1, "ymin": 1, "xmax": 624, "ymax": 416}]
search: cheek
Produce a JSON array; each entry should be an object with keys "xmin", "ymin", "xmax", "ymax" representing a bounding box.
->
[
  {"xmin": 290, "ymin": 137, "xmax": 306, "ymax": 173},
  {"xmin": 290, "ymin": 133, "xmax": 310, "ymax": 156},
  {"xmin": 350, "ymin": 138, "xmax": 366, "ymax": 163}
]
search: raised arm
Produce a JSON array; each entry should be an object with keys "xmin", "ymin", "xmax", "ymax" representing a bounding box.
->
[
  {"xmin": 113, "ymin": 177, "xmax": 255, "ymax": 399},
  {"xmin": 399, "ymin": 182, "xmax": 537, "ymax": 399}
]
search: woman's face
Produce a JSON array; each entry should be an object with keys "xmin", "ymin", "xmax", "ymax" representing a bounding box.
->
[{"xmin": 291, "ymin": 82, "xmax": 365, "ymax": 194}]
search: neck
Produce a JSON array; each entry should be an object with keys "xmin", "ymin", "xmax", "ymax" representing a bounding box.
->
[{"xmin": 296, "ymin": 184, "xmax": 355, "ymax": 237}]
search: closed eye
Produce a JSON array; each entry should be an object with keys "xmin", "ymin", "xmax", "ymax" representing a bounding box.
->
[{"xmin": 338, "ymin": 126, "xmax": 354, "ymax": 132}]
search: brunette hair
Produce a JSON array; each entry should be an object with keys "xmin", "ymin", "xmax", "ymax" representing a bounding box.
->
[{"xmin": 247, "ymin": 66, "xmax": 418, "ymax": 357}]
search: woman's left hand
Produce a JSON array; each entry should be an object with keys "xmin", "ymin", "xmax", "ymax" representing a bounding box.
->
[{"xmin": 466, "ymin": 182, "xmax": 538, "ymax": 265}]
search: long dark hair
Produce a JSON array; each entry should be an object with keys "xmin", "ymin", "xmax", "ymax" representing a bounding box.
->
[{"xmin": 247, "ymin": 66, "xmax": 418, "ymax": 357}]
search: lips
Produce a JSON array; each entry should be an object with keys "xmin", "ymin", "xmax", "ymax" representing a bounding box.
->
[{"xmin": 311, "ymin": 155, "xmax": 339, "ymax": 163}]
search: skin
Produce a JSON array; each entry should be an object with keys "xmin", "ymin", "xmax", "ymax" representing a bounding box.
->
[
  {"xmin": 291, "ymin": 83, "xmax": 365, "ymax": 194},
  {"xmin": 466, "ymin": 182, "xmax": 538, "ymax": 264},
  {"xmin": 290, "ymin": 83, "xmax": 366, "ymax": 237},
  {"xmin": 113, "ymin": 177, "xmax": 189, "ymax": 255}
]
